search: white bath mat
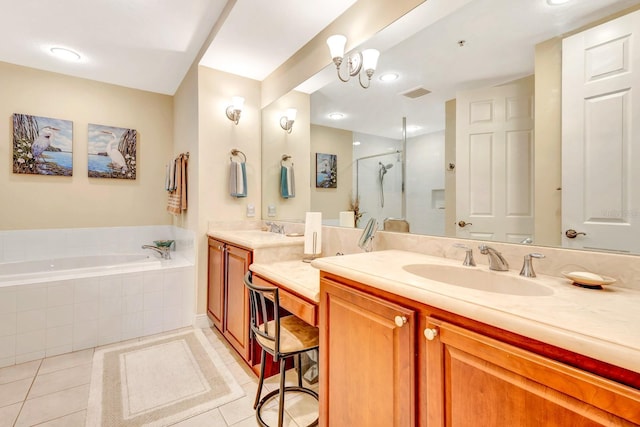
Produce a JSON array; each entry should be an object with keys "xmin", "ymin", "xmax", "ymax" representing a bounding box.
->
[{"xmin": 86, "ymin": 329, "xmax": 244, "ymax": 426}]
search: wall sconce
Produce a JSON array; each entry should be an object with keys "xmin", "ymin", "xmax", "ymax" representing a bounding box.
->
[
  {"xmin": 327, "ymin": 34, "xmax": 380, "ymax": 89},
  {"xmin": 225, "ymin": 96, "xmax": 244, "ymax": 125},
  {"xmin": 279, "ymin": 108, "xmax": 297, "ymax": 133}
]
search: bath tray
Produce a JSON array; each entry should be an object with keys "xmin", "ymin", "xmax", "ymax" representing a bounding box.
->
[
  {"xmin": 561, "ymin": 271, "xmax": 615, "ymax": 289},
  {"xmin": 154, "ymin": 240, "xmax": 174, "ymax": 248}
]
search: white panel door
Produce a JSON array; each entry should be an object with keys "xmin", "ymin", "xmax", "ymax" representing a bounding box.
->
[
  {"xmin": 456, "ymin": 79, "xmax": 534, "ymax": 243},
  {"xmin": 562, "ymin": 10, "xmax": 640, "ymax": 253}
]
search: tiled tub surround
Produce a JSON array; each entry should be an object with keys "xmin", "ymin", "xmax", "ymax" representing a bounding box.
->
[{"xmin": 0, "ymin": 226, "xmax": 195, "ymax": 368}]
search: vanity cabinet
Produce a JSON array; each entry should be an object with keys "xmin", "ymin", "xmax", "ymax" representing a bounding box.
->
[
  {"xmin": 319, "ymin": 276, "xmax": 416, "ymax": 427},
  {"xmin": 319, "ymin": 272, "xmax": 640, "ymax": 427},
  {"xmin": 422, "ymin": 317, "xmax": 640, "ymax": 426},
  {"xmin": 207, "ymin": 237, "xmax": 252, "ymax": 362}
]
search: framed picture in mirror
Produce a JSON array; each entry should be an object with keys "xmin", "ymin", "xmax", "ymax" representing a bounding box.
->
[{"xmin": 316, "ymin": 153, "xmax": 337, "ymax": 188}]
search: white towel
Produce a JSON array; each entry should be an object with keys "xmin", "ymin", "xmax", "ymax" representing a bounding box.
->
[
  {"xmin": 288, "ymin": 165, "xmax": 295, "ymax": 198},
  {"xmin": 230, "ymin": 160, "xmax": 247, "ymax": 198},
  {"xmin": 236, "ymin": 161, "xmax": 245, "ymax": 195}
]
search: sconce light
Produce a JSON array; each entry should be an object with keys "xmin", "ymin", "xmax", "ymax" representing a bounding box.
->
[
  {"xmin": 226, "ymin": 96, "xmax": 244, "ymax": 125},
  {"xmin": 327, "ymin": 34, "xmax": 380, "ymax": 89},
  {"xmin": 279, "ymin": 108, "xmax": 297, "ymax": 133}
]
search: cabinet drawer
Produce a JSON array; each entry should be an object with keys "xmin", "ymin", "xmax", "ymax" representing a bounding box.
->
[{"xmin": 253, "ymin": 275, "xmax": 317, "ymax": 326}]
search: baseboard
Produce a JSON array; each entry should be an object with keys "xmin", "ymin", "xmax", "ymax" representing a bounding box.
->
[{"xmin": 194, "ymin": 314, "xmax": 213, "ymax": 329}]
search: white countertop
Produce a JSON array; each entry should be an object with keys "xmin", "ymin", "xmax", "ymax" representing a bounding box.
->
[
  {"xmin": 311, "ymin": 250, "xmax": 640, "ymax": 374},
  {"xmin": 208, "ymin": 229, "xmax": 304, "ymax": 249},
  {"xmin": 250, "ymin": 260, "xmax": 320, "ymax": 302}
]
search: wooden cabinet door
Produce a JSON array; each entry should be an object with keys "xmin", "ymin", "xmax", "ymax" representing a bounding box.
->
[
  {"xmin": 223, "ymin": 244, "xmax": 252, "ymax": 362},
  {"xmin": 320, "ymin": 277, "xmax": 416, "ymax": 427},
  {"xmin": 207, "ymin": 239, "xmax": 225, "ymax": 330},
  {"xmin": 423, "ymin": 317, "xmax": 640, "ymax": 427}
]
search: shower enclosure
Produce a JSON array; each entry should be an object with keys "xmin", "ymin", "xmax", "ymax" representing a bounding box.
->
[
  {"xmin": 355, "ymin": 150, "xmax": 403, "ymax": 227},
  {"xmin": 353, "ymin": 117, "xmax": 445, "ymax": 235}
]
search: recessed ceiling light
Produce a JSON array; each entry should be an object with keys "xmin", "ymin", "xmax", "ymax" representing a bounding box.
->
[
  {"xmin": 50, "ymin": 47, "xmax": 81, "ymax": 62},
  {"xmin": 353, "ymin": 141, "xmax": 361, "ymax": 146},
  {"xmin": 379, "ymin": 72, "xmax": 399, "ymax": 82},
  {"xmin": 546, "ymin": 0, "xmax": 570, "ymax": 5},
  {"xmin": 328, "ymin": 112, "xmax": 344, "ymax": 120}
]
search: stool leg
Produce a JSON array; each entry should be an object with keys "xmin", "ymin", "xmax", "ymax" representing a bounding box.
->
[
  {"xmin": 297, "ymin": 353, "xmax": 303, "ymax": 387},
  {"xmin": 278, "ymin": 358, "xmax": 287, "ymax": 427},
  {"xmin": 254, "ymin": 349, "xmax": 267, "ymax": 409}
]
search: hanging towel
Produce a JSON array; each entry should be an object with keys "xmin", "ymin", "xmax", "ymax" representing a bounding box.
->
[
  {"xmin": 164, "ymin": 163, "xmax": 170, "ymax": 191},
  {"xmin": 167, "ymin": 154, "xmax": 188, "ymax": 214},
  {"xmin": 280, "ymin": 164, "xmax": 296, "ymax": 198},
  {"xmin": 288, "ymin": 164, "xmax": 295, "ymax": 198},
  {"xmin": 230, "ymin": 159, "xmax": 247, "ymax": 198}
]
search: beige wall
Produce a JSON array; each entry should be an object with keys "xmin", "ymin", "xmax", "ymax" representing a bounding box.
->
[
  {"xmin": 261, "ymin": 91, "xmax": 311, "ymax": 221},
  {"xmin": 444, "ymin": 99, "xmax": 456, "ymax": 237},
  {"xmin": 310, "ymin": 125, "xmax": 353, "ymax": 219},
  {"xmin": 534, "ymin": 38, "xmax": 562, "ymax": 247},
  {"xmin": 173, "ymin": 63, "xmax": 200, "ymax": 232},
  {"xmin": 0, "ymin": 61, "xmax": 173, "ymax": 230},
  {"xmin": 195, "ymin": 66, "xmax": 262, "ymax": 314}
]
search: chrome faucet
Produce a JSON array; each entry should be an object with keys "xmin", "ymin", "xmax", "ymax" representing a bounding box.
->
[
  {"xmin": 142, "ymin": 245, "xmax": 171, "ymax": 260},
  {"xmin": 519, "ymin": 253, "xmax": 545, "ymax": 277},
  {"xmin": 478, "ymin": 244, "xmax": 509, "ymax": 271},
  {"xmin": 453, "ymin": 243, "xmax": 476, "ymax": 266},
  {"xmin": 265, "ymin": 221, "xmax": 285, "ymax": 234}
]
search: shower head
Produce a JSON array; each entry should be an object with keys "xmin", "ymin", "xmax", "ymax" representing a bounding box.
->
[{"xmin": 378, "ymin": 162, "xmax": 393, "ymax": 174}]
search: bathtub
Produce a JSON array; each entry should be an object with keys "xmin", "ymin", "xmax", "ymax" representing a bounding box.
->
[
  {"xmin": 0, "ymin": 254, "xmax": 161, "ymax": 287},
  {"xmin": 0, "ymin": 249, "xmax": 194, "ymax": 367}
]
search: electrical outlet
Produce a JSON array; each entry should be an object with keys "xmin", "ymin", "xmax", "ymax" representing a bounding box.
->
[
  {"xmin": 267, "ymin": 205, "xmax": 276, "ymax": 217},
  {"xmin": 246, "ymin": 204, "xmax": 255, "ymax": 217}
]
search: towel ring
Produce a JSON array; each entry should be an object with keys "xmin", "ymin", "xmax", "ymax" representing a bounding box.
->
[
  {"xmin": 230, "ymin": 149, "xmax": 246, "ymax": 163},
  {"xmin": 281, "ymin": 154, "xmax": 293, "ymax": 167}
]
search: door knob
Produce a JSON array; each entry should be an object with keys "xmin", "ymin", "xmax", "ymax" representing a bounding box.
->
[
  {"xmin": 424, "ymin": 328, "xmax": 438, "ymax": 341},
  {"xmin": 394, "ymin": 316, "xmax": 407, "ymax": 327},
  {"xmin": 457, "ymin": 221, "xmax": 472, "ymax": 228},
  {"xmin": 565, "ymin": 229, "xmax": 587, "ymax": 239}
]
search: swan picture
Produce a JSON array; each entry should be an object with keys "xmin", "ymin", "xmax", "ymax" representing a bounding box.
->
[
  {"xmin": 87, "ymin": 123, "xmax": 137, "ymax": 179},
  {"xmin": 12, "ymin": 113, "xmax": 73, "ymax": 176}
]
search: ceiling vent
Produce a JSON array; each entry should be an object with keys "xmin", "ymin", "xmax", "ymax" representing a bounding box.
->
[{"xmin": 400, "ymin": 87, "xmax": 431, "ymax": 99}]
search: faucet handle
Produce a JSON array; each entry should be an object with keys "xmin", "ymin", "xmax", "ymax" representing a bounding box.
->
[
  {"xmin": 520, "ymin": 253, "xmax": 545, "ymax": 277},
  {"xmin": 453, "ymin": 243, "xmax": 476, "ymax": 266}
]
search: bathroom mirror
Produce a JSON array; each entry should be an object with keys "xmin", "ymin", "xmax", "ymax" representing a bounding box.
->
[{"xmin": 261, "ymin": 0, "xmax": 640, "ymax": 254}]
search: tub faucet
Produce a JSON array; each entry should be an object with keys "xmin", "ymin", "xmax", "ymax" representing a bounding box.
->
[
  {"xmin": 265, "ymin": 221, "xmax": 285, "ymax": 234},
  {"xmin": 142, "ymin": 245, "xmax": 171, "ymax": 260},
  {"xmin": 478, "ymin": 244, "xmax": 509, "ymax": 271}
]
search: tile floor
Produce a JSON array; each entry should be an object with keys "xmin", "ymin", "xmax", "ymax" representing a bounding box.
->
[{"xmin": 0, "ymin": 327, "xmax": 319, "ymax": 426}]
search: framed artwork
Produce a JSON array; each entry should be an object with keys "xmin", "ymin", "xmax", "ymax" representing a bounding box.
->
[
  {"xmin": 88, "ymin": 124, "xmax": 137, "ymax": 179},
  {"xmin": 316, "ymin": 153, "xmax": 337, "ymax": 188},
  {"xmin": 12, "ymin": 113, "xmax": 73, "ymax": 176}
]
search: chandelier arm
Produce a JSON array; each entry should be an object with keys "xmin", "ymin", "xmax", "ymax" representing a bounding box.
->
[
  {"xmin": 358, "ymin": 71, "xmax": 371, "ymax": 89},
  {"xmin": 336, "ymin": 62, "xmax": 351, "ymax": 82}
]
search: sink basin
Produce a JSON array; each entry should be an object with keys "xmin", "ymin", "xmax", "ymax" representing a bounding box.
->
[{"xmin": 402, "ymin": 264, "xmax": 554, "ymax": 296}]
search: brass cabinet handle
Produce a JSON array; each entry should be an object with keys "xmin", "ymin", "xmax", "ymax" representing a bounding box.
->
[
  {"xmin": 394, "ymin": 316, "xmax": 408, "ymax": 327},
  {"xmin": 565, "ymin": 229, "xmax": 587, "ymax": 239},
  {"xmin": 457, "ymin": 221, "xmax": 472, "ymax": 228},
  {"xmin": 424, "ymin": 328, "xmax": 438, "ymax": 341}
]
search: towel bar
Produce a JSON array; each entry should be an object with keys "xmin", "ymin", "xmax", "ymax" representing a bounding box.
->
[{"xmin": 230, "ymin": 149, "xmax": 246, "ymax": 162}]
